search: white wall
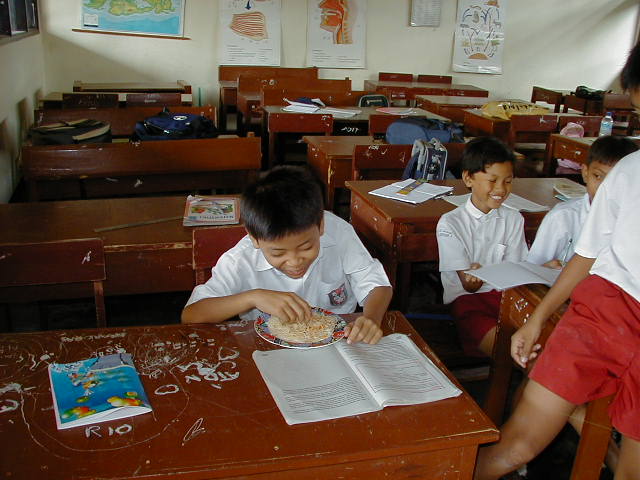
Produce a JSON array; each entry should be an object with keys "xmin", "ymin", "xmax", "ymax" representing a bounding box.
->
[
  {"xmin": 0, "ymin": 34, "xmax": 45, "ymax": 202},
  {"xmin": 40, "ymin": 0, "xmax": 639, "ymax": 104}
]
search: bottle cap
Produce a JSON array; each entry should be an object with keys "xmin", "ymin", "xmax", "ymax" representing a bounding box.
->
[{"xmin": 606, "ymin": 112, "xmax": 613, "ymax": 116}]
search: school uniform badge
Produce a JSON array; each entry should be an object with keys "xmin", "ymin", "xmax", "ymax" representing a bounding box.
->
[{"xmin": 328, "ymin": 284, "xmax": 347, "ymax": 306}]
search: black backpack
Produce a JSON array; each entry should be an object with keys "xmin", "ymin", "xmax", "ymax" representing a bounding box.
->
[
  {"xmin": 574, "ymin": 85, "xmax": 607, "ymax": 101},
  {"xmin": 30, "ymin": 119, "xmax": 112, "ymax": 145},
  {"xmin": 132, "ymin": 109, "xmax": 218, "ymax": 141}
]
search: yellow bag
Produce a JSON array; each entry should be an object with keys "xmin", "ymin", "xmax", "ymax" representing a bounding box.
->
[{"xmin": 481, "ymin": 100, "xmax": 551, "ymax": 120}]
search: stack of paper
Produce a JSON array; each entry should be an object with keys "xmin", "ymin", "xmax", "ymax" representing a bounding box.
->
[
  {"xmin": 375, "ymin": 107, "xmax": 416, "ymax": 115},
  {"xmin": 444, "ymin": 193, "xmax": 549, "ymax": 212},
  {"xmin": 282, "ymin": 98, "xmax": 324, "ymax": 113},
  {"xmin": 368, "ymin": 179, "xmax": 454, "ymax": 204},
  {"xmin": 553, "ymin": 179, "xmax": 586, "ymax": 201},
  {"xmin": 466, "ymin": 261, "xmax": 561, "ymax": 290}
]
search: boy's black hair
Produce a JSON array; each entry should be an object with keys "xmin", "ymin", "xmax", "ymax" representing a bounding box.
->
[
  {"xmin": 241, "ymin": 165, "xmax": 324, "ymax": 241},
  {"xmin": 621, "ymin": 42, "xmax": 640, "ymax": 92},
  {"xmin": 587, "ymin": 135, "xmax": 639, "ymax": 166},
  {"xmin": 461, "ymin": 136, "xmax": 515, "ymax": 175}
]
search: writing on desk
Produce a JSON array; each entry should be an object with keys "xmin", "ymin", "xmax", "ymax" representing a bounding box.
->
[
  {"xmin": 61, "ymin": 332, "xmax": 127, "ymax": 342},
  {"xmin": 340, "ymin": 126, "xmax": 361, "ymax": 134}
]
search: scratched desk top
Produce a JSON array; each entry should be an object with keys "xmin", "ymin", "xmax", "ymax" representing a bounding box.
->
[{"xmin": 0, "ymin": 313, "xmax": 497, "ymax": 479}]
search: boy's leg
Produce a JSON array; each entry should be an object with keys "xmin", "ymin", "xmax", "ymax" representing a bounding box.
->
[
  {"xmin": 478, "ymin": 325, "xmax": 497, "ymax": 358},
  {"xmin": 475, "ymin": 379, "xmax": 576, "ymax": 480},
  {"xmin": 615, "ymin": 436, "xmax": 640, "ymax": 480}
]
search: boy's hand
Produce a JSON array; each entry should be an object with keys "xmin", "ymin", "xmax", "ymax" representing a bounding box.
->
[
  {"xmin": 511, "ymin": 321, "xmax": 543, "ymax": 368},
  {"xmin": 543, "ymin": 259, "xmax": 564, "ymax": 270},
  {"xmin": 462, "ymin": 263, "xmax": 484, "ymax": 290},
  {"xmin": 343, "ymin": 316, "xmax": 383, "ymax": 345},
  {"xmin": 251, "ymin": 289, "xmax": 311, "ymax": 324}
]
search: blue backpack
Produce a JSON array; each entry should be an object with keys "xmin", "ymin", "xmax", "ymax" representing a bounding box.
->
[
  {"xmin": 132, "ymin": 109, "xmax": 218, "ymax": 141},
  {"xmin": 385, "ymin": 117, "xmax": 464, "ymax": 145}
]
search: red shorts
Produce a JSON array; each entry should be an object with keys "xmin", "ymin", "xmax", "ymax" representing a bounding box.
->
[
  {"xmin": 451, "ymin": 290, "xmax": 501, "ymax": 357},
  {"xmin": 530, "ymin": 275, "xmax": 640, "ymax": 441}
]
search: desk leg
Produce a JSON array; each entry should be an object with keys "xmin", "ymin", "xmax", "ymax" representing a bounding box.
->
[
  {"xmin": 543, "ymin": 137, "xmax": 555, "ymax": 177},
  {"xmin": 219, "ymin": 99, "xmax": 227, "ymax": 133},
  {"xmin": 237, "ymin": 111, "xmax": 246, "ymax": 137},
  {"xmin": 484, "ymin": 292, "xmax": 517, "ymax": 425},
  {"xmin": 268, "ymin": 132, "xmax": 278, "ymax": 169},
  {"xmin": 570, "ymin": 396, "xmax": 613, "ymax": 480}
]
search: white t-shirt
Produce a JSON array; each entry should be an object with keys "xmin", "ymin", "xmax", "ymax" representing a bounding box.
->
[
  {"xmin": 574, "ymin": 151, "xmax": 640, "ymax": 303},
  {"xmin": 437, "ymin": 198, "xmax": 528, "ymax": 304},
  {"xmin": 527, "ymin": 194, "xmax": 589, "ymax": 265},
  {"xmin": 186, "ymin": 211, "xmax": 391, "ymax": 320}
]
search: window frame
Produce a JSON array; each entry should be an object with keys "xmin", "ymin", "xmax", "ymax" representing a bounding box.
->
[{"xmin": 0, "ymin": 0, "xmax": 39, "ymax": 44}]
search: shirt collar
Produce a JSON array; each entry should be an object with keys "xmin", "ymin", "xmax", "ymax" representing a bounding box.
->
[{"xmin": 464, "ymin": 196, "xmax": 501, "ymax": 222}]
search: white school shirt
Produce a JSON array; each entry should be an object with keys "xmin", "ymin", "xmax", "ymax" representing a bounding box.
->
[
  {"xmin": 574, "ymin": 151, "xmax": 640, "ymax": 303},
  {"xmin": 437, "ymin": 198, "xmax": 528, "ymax": 304},
  {"xmin": 527, "ymin": 194, "xmax": 589, "ymax": 265},
  {"xmin": 185, "ymin": 211, "xmax": 391, "ymax": 320}
]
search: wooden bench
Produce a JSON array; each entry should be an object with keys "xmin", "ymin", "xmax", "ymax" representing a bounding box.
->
[
  {"xmin": 34, "ymin": 105, "xmax": 216, "ymax": 139},
  {"xmin": 73, "ymin": 80, "xmax": 192, "ymax": 93},
  {"xmin": 22, "ymin": 136, "xmax": 262, "ymax": 201}
]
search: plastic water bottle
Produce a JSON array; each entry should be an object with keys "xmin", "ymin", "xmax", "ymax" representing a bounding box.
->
[{"xmin": 599, "ymin": 112, "xmax": 614, "ymax": 136}]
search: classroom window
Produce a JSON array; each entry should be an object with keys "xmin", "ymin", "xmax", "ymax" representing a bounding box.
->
[{"xmin": 0, "ymin": 0, "xmax": 39, "ymax": 39}]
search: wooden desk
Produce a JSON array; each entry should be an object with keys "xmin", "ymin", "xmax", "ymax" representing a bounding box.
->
[
  {"xmin": 531, "ymin": 87, "xmax": 571, "ymax": 113},
  {"xmin": 415, "ymin": 95, "xmax": 492, "ymax": 123},
  {"xmin": 346, "ymin": 178, "xmax": 565, "ymax": 309},
  {"xmin": 0, "ymin": 312, "xmax": 498, "ymax": 479},
  {"xmin": 73, "ymin": 80, "xmax": 192, "ymax": 93},
  {"xmin": 462, "ymin": 108, "xmax": 512, "ymax": 141},
  {"xmin": 40, "ymin": 92, "xmax": 193, "ymax": 109},
  {"xmin": 364, "ymin": 80, "xmax": 489, "ymax": 101},
  {"xmin": 304, "ymin": 135, "xmax": 376, "ymax": 211},
  {"xmin": 0, "ymin": 196, "xmax": 205, "ymax": 299}
]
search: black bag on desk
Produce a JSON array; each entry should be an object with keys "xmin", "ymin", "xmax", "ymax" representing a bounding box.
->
[
  {"xmin": 574, "ymin": 85, "xmax": 606, "ymax": 101},
  {"xmin": 132, "ymin": 108, "xmax": 218, "ymax": 141},
  {"xmin": 30, "ymin": 119, "xmax": 112, "ymax": 145}
]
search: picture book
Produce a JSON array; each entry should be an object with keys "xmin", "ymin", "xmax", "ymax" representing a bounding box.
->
[
  {"xmin": 253, "ymin": 333, "xmax": 462, "ymax": 425},
  {"xmin": 48, "ymin": 353, "xmax": 152, "ymax": 430},
  {"xmin": 183, "ymin": 195, "xmax": 239, "ymax": 227},
  {"xmin": 368, "ymin": 179, "xmax": 453, "ymax": 204},
  {"xmin": 466, "ymin": 261, "xmax": 561, "ymax": 290}
]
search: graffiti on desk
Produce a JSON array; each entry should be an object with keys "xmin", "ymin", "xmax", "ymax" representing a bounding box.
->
[
  {"xmin": 182, "ymin": 417, "xmax": 206, "ymax": 445},
  {"xmin": 85, "ymin": 423, "xmax": 132, "ymax": 438}
]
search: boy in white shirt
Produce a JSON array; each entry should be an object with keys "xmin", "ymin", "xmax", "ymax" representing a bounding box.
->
[
  {"xmin": 527, "ymin": 135, "xmax": 638, "ymax": 266},
  {"xmin": 475, "ymin": 43, "xmax": 640, "ymax": 480},
  {"xmin": 437, "ymin": 137, "xmax": 528, "ymax": 357},
  {"xmin": 182, "ymin": 165, "xmax": 393, "ymax": 345}
]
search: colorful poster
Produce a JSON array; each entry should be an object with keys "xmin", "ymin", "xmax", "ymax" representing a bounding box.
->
[
  {"xmin": 81, "ymin": 0, "xmax": 185, "ymax": 37},
  {"xmin": 219, "ymin": 0, "xmax": 282, "ymax": 66},
  {"xmin": 452, "ymin": 0, "xmax": 506, "ymax": 74},
  {"xmin": 306, "ymin": 0, "xmax": 366, "ymax": 69}
]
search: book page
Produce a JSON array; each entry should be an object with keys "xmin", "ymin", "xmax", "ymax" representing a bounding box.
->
[
  {"xmin": 466, "ymin": 261, "xmax": 561, "ymax": 290},
  {"xmin": 444, "ymin": 193, "xmax": 549, "ymax": 212},
  {"xmin": 252, "ymin": 346, "xmax": 380, "ymax": 425},
  {"xmin": 369, "ymin": 179, "xmax": 453, "ymax": 204},
  {"xmin": 336, "ymin": 334, "xmax": 461, "ymax": 407}
]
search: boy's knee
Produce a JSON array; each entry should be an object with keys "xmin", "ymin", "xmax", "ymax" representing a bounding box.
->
[{"xmin": 503, "ymin": 438, "xmax": 538, "ymax": 471}]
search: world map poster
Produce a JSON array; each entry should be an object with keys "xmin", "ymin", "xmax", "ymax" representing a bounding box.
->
[{"xmin": 81, "ymin": 0, "xmax": 185, "ymax": 37}]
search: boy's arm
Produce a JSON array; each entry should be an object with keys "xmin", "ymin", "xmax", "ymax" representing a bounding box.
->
[
  {"xmin": 511, "ymin": 253, "xmax": 595, "ymax": 367},
  {"xmin": 344, "ymin": 285, "xmax": 393, "ymax": 345},
  {"xmin": 457, "ymin": 263, "xmax": 484, "ymax": 292},
  {"xmin": 181, "ymin": 290, "xmax": 312, "ymax": 324}
]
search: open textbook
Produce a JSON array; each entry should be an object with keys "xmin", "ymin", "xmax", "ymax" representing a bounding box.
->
[
  {"xmin": 253, "ymin": 333, "xmax": 462, "ymax": 425},
  {"xmin": 444, "ymin": 193, "xmax": 549, "ymax": 212},
  {"xmin": 466, "ymin": 261, "xmax": 561, "ymax": 290},
  {"xmin": 368, "ymin": 179, "xmax": 454, "ymax": 204}
]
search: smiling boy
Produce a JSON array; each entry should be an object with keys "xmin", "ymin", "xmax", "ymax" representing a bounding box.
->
[
  {"xmin": 181, "ymin": 166, "xmax": 392, "ymax": 344},
  {"xmin": 436, "ymin": 136, "xmax": 528, "ymax": 357}
]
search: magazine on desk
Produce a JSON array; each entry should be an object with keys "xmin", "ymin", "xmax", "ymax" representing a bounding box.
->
[
  {"xmin": 466, "ymin": 261, "xmax": 561, "ymax": 290},
  {"xmin": 253, "ymin": 333, "xmax": 462, "ymax": 425},
  {"xmin": 368, "ymin": 179, "xmax": 454, "ymax": 204},
  {"xmin": 183, "ymin": 195, "xmax": 239, "ymax": 226},
  {"xmin": 48, "ymin": 353, "xmax": 152, "ymax": 430}
]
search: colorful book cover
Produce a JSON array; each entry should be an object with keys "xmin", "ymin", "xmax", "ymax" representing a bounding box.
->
[
  {"xmin": 48, "ymin": 353, "xmax": 152, "ymax": 430},
  {"xmin": 183, "ymin": 195, "xmax": 239, "ymax": 226}
]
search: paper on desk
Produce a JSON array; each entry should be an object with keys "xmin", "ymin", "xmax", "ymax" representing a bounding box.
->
[
  {"xmin": 282, "ymin": 98, "xmax": 320, "ymax": 113},
  {"xmin": 444, "ymin": 193, "xmax": 549, "ymax": 212},
  {"xmin": 369, "ymin": 179, "xmax": 454, "ymax": 204},
  {"xmin": 375, "ymin": 107, "xmax": 416, "ymax": 115},
  {"xmin": 319, "ymin": 107, "xmax": 361, "ymax": 118}
]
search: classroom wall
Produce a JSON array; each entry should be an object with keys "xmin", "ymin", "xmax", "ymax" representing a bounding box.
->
[
  {"xmin": 40, "ymin": 0, "xmax": 639, "ymax": 104},
  {"xmin": 0, "ymin": 34, "xmax": 45, "ymax": 203}
]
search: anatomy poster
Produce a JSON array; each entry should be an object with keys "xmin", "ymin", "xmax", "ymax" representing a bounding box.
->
[
  {"xmin": 452, "ymin": 0, "xmax": 506, "ymax": 74},
  {"xmin": 219, "ymin": 0, "xmax": 282, "ymax": 66},
  {"xmin": 306, "ymin": 0, "xmax": 366, "ymax": 68}
]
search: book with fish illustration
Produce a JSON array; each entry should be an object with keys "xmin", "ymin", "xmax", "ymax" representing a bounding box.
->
[
  {"xmin": 48, "ymin": 353, "xmax": 152, "ymax": 430},
  {"xmin": 183, "ymin": 195, "xmax": 239, "ymax": 226}
]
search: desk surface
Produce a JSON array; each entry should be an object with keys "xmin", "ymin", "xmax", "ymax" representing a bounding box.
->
[
  {"xmin": 415, "ymin": 95, "xmax": 493, "ymax": 107},
  {"xmin": 0, "ymin": 312, "xmax": 498, "ymax": 479},
  {"xmin": 263, "ymin": 106, "xmax": 450, "ymax": 124}
]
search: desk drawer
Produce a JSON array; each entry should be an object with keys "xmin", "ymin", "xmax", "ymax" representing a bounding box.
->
[{"xmin": 350, "ymin": 195, "xmax": 395, "ymax": 255}]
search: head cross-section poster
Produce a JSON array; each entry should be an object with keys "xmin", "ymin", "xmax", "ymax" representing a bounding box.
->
[
  {"xmin": 306, "ymin": 0, "xmax": 366, "ymax": 69},
  {"xmin": 452, "ymin": 0, "xmax": 506, "ymax": 74}
]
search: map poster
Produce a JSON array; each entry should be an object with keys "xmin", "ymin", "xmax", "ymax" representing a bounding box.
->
[
  {"xmin": 306, "ymin": 0, "xmax": 366, "ymax": 69},
  {"xmin": 452, "ymin": 0, "xmax": 506, "ymax": 74},
  {"xmin": 218, "ymin": 0, "xmax": 282, "ymax": 66},
  {"xmin": 81, "ymin": 0, "xmax": 185, "ymax": 37}
]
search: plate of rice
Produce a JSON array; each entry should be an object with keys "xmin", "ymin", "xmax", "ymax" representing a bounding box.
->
[{"xmin": 254, "ymin": 307, "xmax": 346, "ymax": 349}]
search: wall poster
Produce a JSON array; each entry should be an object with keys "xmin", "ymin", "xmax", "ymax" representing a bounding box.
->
[
  {"xmin": 452, "ymin": 0, "xmax": 506, "ymax": 74},
  {"xmin": 306, "ymin": 0, "xmax": 366, "ymax": 69},
  {"xmin": 219, "ymin": 0, "xmax": 282, "ymax": 66}
]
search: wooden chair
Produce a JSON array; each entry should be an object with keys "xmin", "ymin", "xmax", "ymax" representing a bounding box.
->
[
  {"xmin": 557, "ymin": 115, "xmax": 602, "ymax": 136},
  {"xmin": 417, "ymin": 74, "xmax": 452, "ymax": 84},
  {"xmin": 351, "ymin": 144, "xmax": 413, "ymax": 180},
  {"xmin": 267, "ymin": 112, "xmax": 334, "ymax": 166},
  {"xmin": 192, "ymin": 226, "xmax": 248, "ymax": 284},
  {"xmin": 530, "ymin": 86, "xmax": 565, "ymax": 113},
  {"xmin": 61, "ymin": 93, "xmax": 119, "ymax": 109},
  {"xmin": 21, "ymin": 136, "xmax": 262, "ymax": 201},
  {"xmin": 603, "ymin": 93, "xmax": 635, "ymax": 135},
  {"xmin": 378, "ymin": 72, "xmax": 413, "ymax": 82},
  {"xmin": 508, "ymin": 114, "xmax": 560, "ymax": 149},
  {"xmin": 125, "ymin": 92, "xmax": 184, "ymax": 107},
  {"xmin": 0, "ymin": 238, "xmax": 106, "ymax": 329}
]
